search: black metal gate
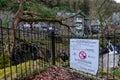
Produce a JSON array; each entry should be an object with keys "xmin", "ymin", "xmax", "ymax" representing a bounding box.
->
[{"xmin": 0, "ymin": 19, "xmax": 120, "ymax": 80}]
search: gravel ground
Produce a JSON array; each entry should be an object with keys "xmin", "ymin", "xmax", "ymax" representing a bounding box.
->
[{"xmin": 21, "ymin": 65, "xmax": 94, "ymax": 80}]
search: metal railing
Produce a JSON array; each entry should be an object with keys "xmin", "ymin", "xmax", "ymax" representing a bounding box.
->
[{"xmin": 0, "ymin": 19, "xmax": 120, "ymax": 80}]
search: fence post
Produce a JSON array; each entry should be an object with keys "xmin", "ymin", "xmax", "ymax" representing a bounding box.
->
[
  {"xmin": 0, "ymin": 19, "xmax": 6, "ymax": 80},
  {"xmin": 51, "ymin": 30, "xmax": 55, "ymax": 65}
]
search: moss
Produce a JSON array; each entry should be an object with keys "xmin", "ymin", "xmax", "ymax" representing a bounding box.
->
[
  {"xmin": 2, "ymin": 13, "xmax": 9, "ymax": 27},
  {"xmin": 0, "ymin": 59, "xmax": 50, "ymax": 80},
  {"xmin": 0, "ymin": 54, "xmax": 10, "ymax": 69},
  {"xmin": 113, "ymin": 69, "xmax": 120, "ymax": 76}
]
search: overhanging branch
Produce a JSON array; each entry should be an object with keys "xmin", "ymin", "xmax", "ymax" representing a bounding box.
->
[
  {"xmin": 20, "ymin": 17, "xmax": 70, "ymax": 30},
  {"xmin": 62, "ymin": 11, "xmax": 86, "ymax": 21},
  {"xmin": 23, "ymin": 11, "xmax": 45, "ymax": 17}
]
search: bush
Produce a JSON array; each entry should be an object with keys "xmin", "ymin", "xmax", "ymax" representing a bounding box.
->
[
  {"xmin": 0, "ymin": 0, "xmax": 11, "ymax": 10},
  {"xmin": 0, "ymin": 54, "xmax": 10, "ymax": 69}
]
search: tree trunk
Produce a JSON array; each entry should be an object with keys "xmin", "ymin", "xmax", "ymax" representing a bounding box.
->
[{"xmin": 10, "ymin": 0, "xmax": 24, "ymax": 55}]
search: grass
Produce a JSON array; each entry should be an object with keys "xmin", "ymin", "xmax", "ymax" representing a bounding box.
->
[
  {"xmin": 98, "ymin": 68, "xmax": 120, "ymax": 80},
  {"xmin": 2, "ymin": 13, "xmax": 9, "ymax": 27},
  {"xmin": 0, "ymin": 59, "xmax": 52, "ymax": 80},
  {"xmin": 114, "ymin": 69, "xmax": 120, "ymax": 76},
  {"xmin": 69, "ymin": 69, "xmax": 98, "ymax": 80},
  {"xmin": 0, "ymin": 58, "xmax": 69, "ymax": 80},
  {"xmin": 1, "ymin": 57, "xmax": 120, "ymax": 80}
]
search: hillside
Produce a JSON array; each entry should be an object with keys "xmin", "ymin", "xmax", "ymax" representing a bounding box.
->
[{"xmin": 0, "ymin": 0, "xmax": 120, "ymax": 19}]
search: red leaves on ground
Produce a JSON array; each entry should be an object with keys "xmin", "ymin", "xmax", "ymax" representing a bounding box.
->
[{"xmin": 31, "ymin": 65, "xmax": 91, "ymax": 80}]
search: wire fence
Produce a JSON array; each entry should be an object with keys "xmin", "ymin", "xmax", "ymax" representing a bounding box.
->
[{"xmin": 0, "ymin": 19, "xmax": 120, "ymax": 80}]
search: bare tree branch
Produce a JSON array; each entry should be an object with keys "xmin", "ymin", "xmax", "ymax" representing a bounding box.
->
[
  {"xmin": 10, "ymin": 0, "xmax": 24, "ymax": 55},
  {"xmin": 23, "ymin": 11, "xmax": 45, "ymax": 17},
  {"xmin": 19, "ymin": 17, "xmax": 70, "ymax": 30},
  {"xmin": 62, "ymin": 11, "xmax": 86, "ymax": 21}
]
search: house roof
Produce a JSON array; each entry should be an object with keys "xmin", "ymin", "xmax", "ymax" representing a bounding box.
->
[
  {"xmin": 56, "ymin": 11, "xmax": 87, "ymax": 27},
  {"xmin": 56, "ymin": 11, "xmax": 86, "ymax": 20}
]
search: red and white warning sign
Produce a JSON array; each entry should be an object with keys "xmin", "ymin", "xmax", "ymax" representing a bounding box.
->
[
  {"xmin": 70, "ymin": 39, "xmax": 99, "ymax": 75},
  {"xmin": 79, "ymin": 51, "xmax": 87, "ymax": 60}
]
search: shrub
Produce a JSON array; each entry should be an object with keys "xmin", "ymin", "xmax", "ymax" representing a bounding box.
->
[
  {"xmin": 0, "ymin": 0, "xmax": 11, "ymax": 10},
  {"xmin": 0, "ymin": 54, "xmax": 10, "ymax": 69}
]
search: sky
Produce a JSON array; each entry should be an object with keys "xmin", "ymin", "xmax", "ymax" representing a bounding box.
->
[{"xmin": 114, "ymin": 0, "xmax": 120, "ymax": 3}]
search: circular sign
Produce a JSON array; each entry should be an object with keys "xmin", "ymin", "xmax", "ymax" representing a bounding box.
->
[{"xmin": 79, "ymin": 51, "xmax": 87, "ymax": 60}]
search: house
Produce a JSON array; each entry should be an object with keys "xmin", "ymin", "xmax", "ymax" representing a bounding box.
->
[
  {"xmin": 106, "ymin": 12, "xmax": 120, "ymax": 26},
  {"xmin": 111, "ymin": 12, "xmax": 120, "ymax": 25},
  {"xmin": 56, "ymin": 11, "xmax": 90, "ymax": 36},
  {"xmin": 90, "ymin": 19, "xmax": 100, "ymax": 34}
]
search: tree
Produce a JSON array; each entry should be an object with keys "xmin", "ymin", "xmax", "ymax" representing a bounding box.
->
[
  {"xmin": 79, "ymin": 0, "xmax": 90, "ymax": 16},
  {"xmin": 89, "ymin": 0, "xmax": 120, "ymax": 30},
  {"xmin": 9, "ymin": 0, "xmax": 71, "ymax": 55},
  {"xmin": 0, "ymin": 0, "xmax": 11, "ymax": 10}
]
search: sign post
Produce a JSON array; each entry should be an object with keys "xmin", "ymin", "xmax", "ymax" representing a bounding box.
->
[{"xmin": 70, "ymin": 39, "xmax": 99, "ymax": 75}]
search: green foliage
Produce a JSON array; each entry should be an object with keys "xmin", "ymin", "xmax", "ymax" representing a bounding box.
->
[
  {"xmin": 0, "ymin": 54, "xmax": 10, "ymax": 69},
  {"xmin": 0, "ymin": 0, "xmax": 85, "ymax": 17},
  {"xmin": 27, "ymin": 2, "xmax": 60, "ymax": 18},
  {"xmin": 114, "ymin": 69, "xmax": 120, "ymax": 76},
  {"xmin": 48, "ymin": 0, "xmax": 58, "ymax": 7},
  {"xmin": 113, "ymin": 69, "xmax": 120, "ymax": 76},
  {"xmin": 2, "ymin": 13, "xmax": 9, "ymax": 27},
  {"xmin": 10, "ymin": 3, "xmax": 19, "ymax": 12},
  {"xmin": 51, "ymin": 7, "xmax": 60, "ymax": 15},
  {"xmin": 0, "ymin": 0, "xmax": 11, "ymax": 10},
  {"xmin": 79, "ymin": 0, "xmax": 89, "ymax": 16},
  {"xmin": 24, "ymin": 2, "xmax": 29, "ymax": 10},
  {"xmin": 17, "ymin": 1, "xmax": 75, "ymax": 18},
  {"xmin": 60, "ymin": 6, "xmax": 75, "ymax": 13},
  {"xmin": 0, "ymin": 59, "xmax": 51, "ymax": 80}
]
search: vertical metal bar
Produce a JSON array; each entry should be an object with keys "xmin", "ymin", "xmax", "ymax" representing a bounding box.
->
[
  {"xmin": 101, "ymin": 32, "xmax": 104, "ymax": 79},
  {"xmin": 55, "ymin": 25, "xmax": 57, "ymax": 66},
  {"xmin": 30, "ymin": 23, "xmax": 34, "ymax": 73},
  {"xmin": 107, "ymin": 33, "xmax": 110, "ymax": 80},
  {"xmin": 23, "ymin": 24, "xmax": 27, "ymax": 76},
  {"xmin": 27, "ymin": 27, "xmax": 31, "ymax": 75},
  {"xmin": 113, "ymin": 29, "xmax": 116, "ymax": 80},
  {"xmin": 35, "ymin": 28, "xmax": 38, "ymax": 71},
  {"xmin": 45, "ymin": 31, "xmax": 47, "ymax": 63},
  {"xmin": 48, "ymin": 31, "xmax": 52, "ymax": 66},
  {"xmin": 34, "ymin": 27, "xmax": 38, "ymax": 71},
  {"xmin": 38, "ymin": 28, "xmax": 41, "ymax": 71},
  {"xmin": 41, "ymin": 30, "xmax": 44, "ymax": 69},
  {"xmin": 43, "ymin": 30, "xmax": 46, "ymax": 69},
  {"xmin": 13, "ymin": 33, "xmax": 18, "ymax": 78},
  {"xmin": 0, "ymin": 19, "xmax": 6, "ymax": 80},
  {"xmin": 54, "ymin": 26, "xmax": 57, "ymax": 66},
  {"xmin": 65, "ymin": 27, "xmax": 69, "ymax": 67},
  {"xmin": 47, "ymin": 31, "xmax": 51, "ymax": 66},
  {"xmin": 19, "ymin": 24, "xmax": 22, "ymax": 78},
  {"xmin": 7, "ymin": 23, "xmax": 13, "ymax": 80},
  {"xmin": 13, "ymin": 24, "xmax": 18, "ymax": 79},
  {"xmin": 46, "ymin": 29, "xmax": 49, "ymax": 66},
  {"xmin": 68, "ymin": 26, "xmax": 70, "ymax": 67},
  {"xmin": 62, "ymin": 26, "xmax": 64, "ymax": 66},
  {"xmin": 18, "ymin": 25, "xmax": 23, "ymax": 78},
  {"xmin": 57, "ymin": 25, "xmax": 61, "ymax": 66},
  {"xmin": 51, "ymin": 30, "xmax": 55, "ymax": 65}
]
